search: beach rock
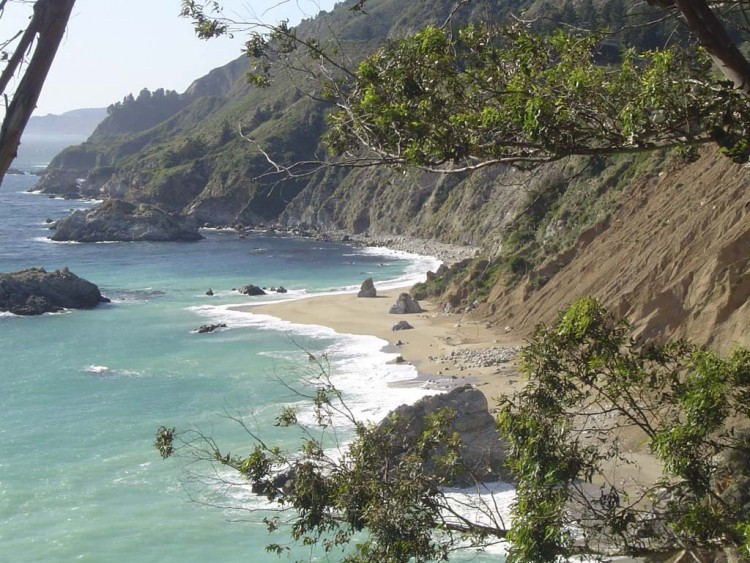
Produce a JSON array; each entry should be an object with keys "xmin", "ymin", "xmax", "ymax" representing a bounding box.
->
[
  {"xmin": 271, "ymin": 286, "xmax": 288, "ymax": 294},
  {"xmin": 196, "ymin": 323, "xmax": 226, "ymax": 334},
  {"xmin": 239, "ymin": 284, "xmax": 266, "ymax": 296},
  {"xmin": 389, "ymin": 292, "xmax": 423, "ymax": 314},
  {"xmin": 433, "ymin": 347, "xmax": 520, "ymax": 369},
  {"xmin": 392, "ymin": 320, "xmax": 414, "ymax": 331},
  {"xmin": 357, "ymin": 277, "xmax": 377, "ymax": 298},
  {"xmin": 251, "ymin": 467, "xmax": 297, "ymax": 498},
  {"xmin": 0, "ymin": 267, "xmax": 110, "ymax": 315},
  {"xmin": 50, "ymin": 199, "xmax": 203, "ymax": 242},
  {"xmin": 378, "ymin": 385, "xmax": 511, "ymax": 486}
]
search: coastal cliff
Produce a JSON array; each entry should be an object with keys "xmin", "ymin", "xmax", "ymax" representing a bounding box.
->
[{"xmin": 32, "ymin": 0, "xmax": 750, "ymax": 352}]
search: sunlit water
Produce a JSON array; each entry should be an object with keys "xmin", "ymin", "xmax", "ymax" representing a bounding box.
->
[{"xmin": 0, "ymin": 137, "xmax": 507, "ymax": 562}]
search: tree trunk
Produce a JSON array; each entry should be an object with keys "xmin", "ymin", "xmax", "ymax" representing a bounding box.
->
[
  {"xmin": 0, "ymin": 0, "xmax": 76, "ymax": 184},
  {"xmin": 649, "ymin": 0, "xmax": 750, "ymax": 97}
]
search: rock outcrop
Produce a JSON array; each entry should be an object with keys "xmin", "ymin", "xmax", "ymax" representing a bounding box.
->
[
  {"xmin": 389, "ymin": 292, "xmax": 423, "ymax": 314},
  {"xmin": 195, "ymin": 323, "xmax": 226, "ymax": 334},
  {"xmin": 378, "ymin": 385, "xmax": 510, "ymax": 486},
  {"xmin": 238, "ymin": 284, "xmax": 266, "ymax": 296},
  {"xmin": 357, "ymin": 277, "xmax": 377, "ymax": 298},
  {"xmin": 50, "ymin": 200, "xmax": 203, "ymax": 242},
  {"xmin": 392, "ymin": 320, "xmax": 414, "ymax": 331},
  {"xmin": 0, "ymin": 267, "xmax": 110, "ymax": 315}
]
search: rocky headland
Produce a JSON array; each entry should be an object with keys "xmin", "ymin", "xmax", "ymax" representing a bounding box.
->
[{"xmin": 50, "ymin": 199, "xmax": 203, "ymax": 242}]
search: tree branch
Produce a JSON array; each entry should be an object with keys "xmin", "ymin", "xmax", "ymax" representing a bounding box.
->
[{"xmin": 0, "ymin": 0, "xmax": 76, "ymax": 183}]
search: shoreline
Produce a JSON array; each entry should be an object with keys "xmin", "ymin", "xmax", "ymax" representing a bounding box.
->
[{"xmin": 233, "ymin": 284, "xmax": 524, "ymax": 411}]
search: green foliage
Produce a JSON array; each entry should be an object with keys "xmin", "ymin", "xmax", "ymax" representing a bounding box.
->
[
  {"xmin": 162, "ymin": 136, "xmax": 208, "ymax": 167},
  {"xmin": 154, "ymin": 426, "xmax": 175, "ymax": 459},
  {"xmin": 325, "ymin": 22, "xmax": 750, "ymax": 170},
  {"xmin": 157, "ymin": 356, "xmax": 505, "ymax": 561},
  {"xmin": 412, "ymin": 257, "xmax": 507, "ymax": 306},
  {"xmin": 157, "ymin": 298, "xmax": 750, "ymax": 561},
  {"xmin": 497, "ymin": 298, "xmax": 750, "ymax": 561},
  {"xmin": 102, "ymin": 88, "xmax": 186, "ymax": 137},
  {"xmin": 179, "ymin": 1, "xmax": 228, "ymax": 39}
]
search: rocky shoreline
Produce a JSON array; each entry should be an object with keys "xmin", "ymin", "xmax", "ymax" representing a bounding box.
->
[
  {"xmin": 225, "ymin": 224, "xmax": 480, "ymax": 265},
  {"xmin": 346, "ymin": 233, "xmax": 480, "ymax": 264}
]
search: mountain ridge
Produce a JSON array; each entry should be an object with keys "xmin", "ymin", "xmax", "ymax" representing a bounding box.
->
[{"xmin": 24, "ymin": 107, "xmax": 107, "ymax": 137}]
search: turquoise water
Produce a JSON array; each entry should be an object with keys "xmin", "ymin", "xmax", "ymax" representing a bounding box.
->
[{"xmin": 0, "ymin": 140, "xmax": 443, "ymax": 562}]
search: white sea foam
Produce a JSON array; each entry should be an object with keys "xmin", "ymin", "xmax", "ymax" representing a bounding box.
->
[
  {"xmin": 187, "ymin": 302, "xmax": 438, "ymax": 427},
  {"xmin": 32, "ymin": 236, "xmax": 79, "ymax": 244},
  {"xmin": 185, "ymin": 249, "xmax": 515, "ymax": 544},
  {"xmin": 185, "ymin": 245, "xmax": 442, "ymax": 423},
  {"xmin": 358, "ymin": 246, "xmax": 442, "ymax": 288},
  {"xmin": 84, "ymin": 365, "xmax": 141, "ymax": 377}
]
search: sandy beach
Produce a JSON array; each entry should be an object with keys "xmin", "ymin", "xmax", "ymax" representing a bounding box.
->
[{"xmin": 235, "ymin": 285, "xmax": 525, "ymax": 411}]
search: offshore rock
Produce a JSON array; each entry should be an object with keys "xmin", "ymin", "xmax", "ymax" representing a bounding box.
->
[
  {"xmin": 0, "ymin": 267, "xmax": 110, "ymax": 315},
  {"xmin": 238, "ymin": 284, "xmax": 266, "ymax": 296},
  {"xmin": 379, "ymin": 385, "xmax": 510, "ymax": 486},
  {"xmin": 389, "ymin": 292, "xmax": 423, "ymax": 314},
  {"xmin": 357, "ymin": 277, "xmax": 377, "ymax": 298},
  {"xmin": 196, "ymin": 323, "xmax": 226, "ymax": 334},
  {"xmin": 50, "ymin": 200, "xmax": 203, "ymax": 242}
]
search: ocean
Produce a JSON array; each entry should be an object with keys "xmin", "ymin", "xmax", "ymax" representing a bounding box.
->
[{"xmin": 0, "ymin": 136, "xmax": 508, "ymax": 562}]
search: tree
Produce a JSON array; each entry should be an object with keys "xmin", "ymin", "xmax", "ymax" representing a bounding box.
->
[
  {"xmin": 646, "ymin": 0, "xmax": 750, "ymax": 97},
  {"xmin": 322, "ymin": 0, "xmax": 750, "ymax": 171},
  {"xmin": 0, "ymin": 0, "xmax": 76, "ymax": 184},
  {"xmin": 324, "ymin": 22, "xmax": 749, "ymax": 172},
  {"xmin": 180, "ymin": 0, "xmax": 750, "ymax": 175},
  {"xmin": 157, "ymin": 300, "xmax": 750, "ymax": 561},
  {"xmin": 156, "ymin": 354, "xmax": 509, "ymax": 561},
  {"xmin": 498, "ymin": 298, "xmax": 750, "ymax": 562}
]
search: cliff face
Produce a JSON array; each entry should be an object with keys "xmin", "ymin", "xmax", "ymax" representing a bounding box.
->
[
  {"xmin": 484, "ymin": 147, "xmax": 750, "ymax": 354},
  {"xmin": 30, "ymin": 0, "xmax": 554, "ymax": 247}
]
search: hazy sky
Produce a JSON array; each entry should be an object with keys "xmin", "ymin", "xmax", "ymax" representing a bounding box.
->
[{"xmin": 4, "ymin": 0, "xmax": 338, "ymax": 116}]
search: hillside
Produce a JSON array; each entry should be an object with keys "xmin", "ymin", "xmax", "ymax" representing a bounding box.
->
[
  {"xmin": 481, "ymin": 148, "xmax": 750, "ymax": 354},
  {"xmin": 24, "ymin": 108, "xmax": 107, "ymax": 137},
  {"xmin": 30, "ymin": 0, "xmax": 750, "ymax": 353}
]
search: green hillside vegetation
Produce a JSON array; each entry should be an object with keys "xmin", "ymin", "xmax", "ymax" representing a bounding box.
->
[
  {"xmin": 36, "ymin": 0, "xmax": 682, "ymax": 262},
  {"xmin": 36, "ymin": 0, "xmax": 744, "ymax": 314},
  {"xmin": 123, "ymin": 0, "xmax": 750, "ymax": 560}
]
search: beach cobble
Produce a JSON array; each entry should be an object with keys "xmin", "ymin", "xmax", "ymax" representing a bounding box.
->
[{"xmin": 429, "ymin": 346, "xmax": 520, "ymax": 369}]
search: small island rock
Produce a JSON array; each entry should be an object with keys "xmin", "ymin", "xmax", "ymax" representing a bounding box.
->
[
  {"xmin": 357, "ymin": 278, "xmax": 377, "ymax": 298},
  {"xmin": 0, "ymin": 267, "xmax": 109, "ymax": 315},
  {"xmin": 50, "ymin": 199, "xmax": 203, "ymax": 242}
]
